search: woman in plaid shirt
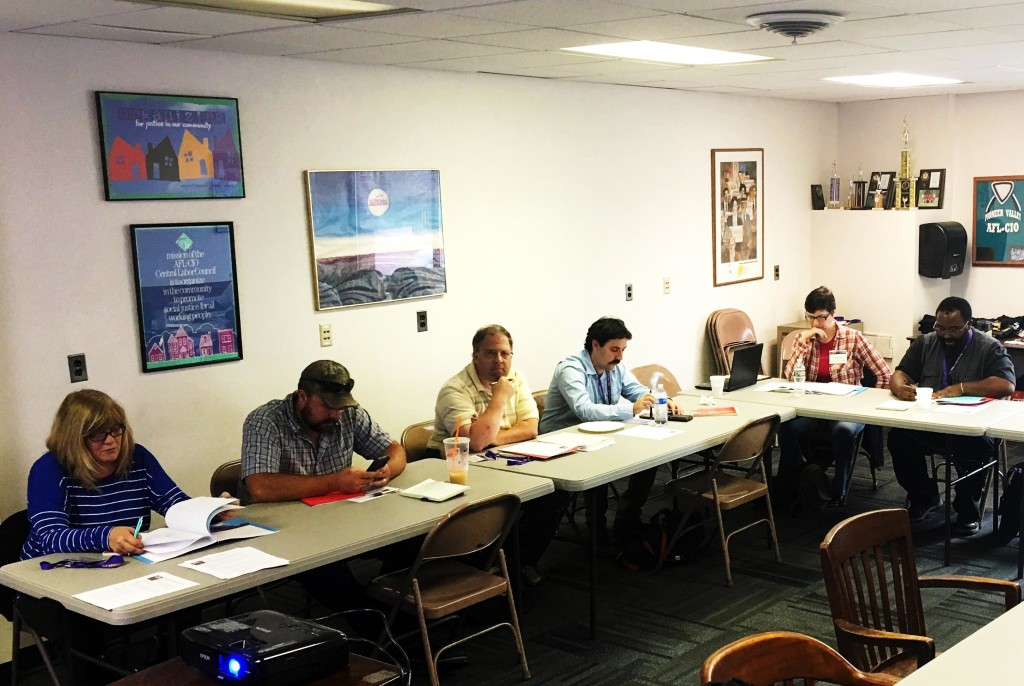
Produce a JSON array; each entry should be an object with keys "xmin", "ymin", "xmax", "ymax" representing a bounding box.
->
[{"xmin": 779, "ymin": 287, "xmax": 891, "ymax": 507}]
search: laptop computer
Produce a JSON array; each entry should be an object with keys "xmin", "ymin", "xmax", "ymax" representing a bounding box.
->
[{"xmin": 695, "ymin": 342, "xmax": 764, "ymax": 392}]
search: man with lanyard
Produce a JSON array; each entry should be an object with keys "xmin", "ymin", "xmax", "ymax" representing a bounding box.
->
[
  {"xmin": 541, "ymin": 317, "xmax": 682, "ymax": 548},
  {"xmin": 888, "ymin": 297, "xmax": 1015, "ymax": 534}
]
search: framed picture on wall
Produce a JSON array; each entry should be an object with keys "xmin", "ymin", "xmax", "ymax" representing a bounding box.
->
[
  {"xmin": 305, "ymin": 169, "xmax": 447, "ymax": 310},
  {"xmin": 916, "ymin": 168, "xmax": 945, "ymax": 209},
  {"xmin": 712, "ymin": 148, "xmax": 764, "ymax": 287},
  {"xmin": 95, "ymin": 91, "xmax": 244, "ymax": 201},
  {"xmin": 972, "ymin": 176, "xmax": 1024, "ymax": 266},
  {"xmin": 129, "ymin": 222, "xmax": 243, "ymax": 373}
]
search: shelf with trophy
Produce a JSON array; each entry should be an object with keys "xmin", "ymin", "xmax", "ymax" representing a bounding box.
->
[
  {"xmin": 808, "ymin": 120, "xmax": 953, "ymax": 363},
  {"xmin": 813, "ymin": 119, "xmax": 946, "ymax": 212}
]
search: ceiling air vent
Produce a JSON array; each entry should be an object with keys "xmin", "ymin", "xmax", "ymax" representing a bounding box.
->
[{"xmin": 746, "ymin": 11, "xmax": 844, "ymax": 43}]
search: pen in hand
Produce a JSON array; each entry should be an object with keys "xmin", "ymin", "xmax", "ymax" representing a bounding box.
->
[{"xmin": 132, "ymin": 516, "xmax": 143, "ymax": 539}]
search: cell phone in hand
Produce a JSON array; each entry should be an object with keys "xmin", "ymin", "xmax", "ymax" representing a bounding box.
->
[{"xmin": 367, "ymin": 456, "xmax": 390, "ymax": 472}]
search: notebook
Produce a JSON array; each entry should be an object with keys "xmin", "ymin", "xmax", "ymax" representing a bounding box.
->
[{"xmin": 694, "ymin": 342, "xmax": 764, "ymax": 392}]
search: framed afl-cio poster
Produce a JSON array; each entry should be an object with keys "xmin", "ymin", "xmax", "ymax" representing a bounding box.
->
[{"xmin": 973, "ymin": 176, "xmax": 1024, "ymax": 267}]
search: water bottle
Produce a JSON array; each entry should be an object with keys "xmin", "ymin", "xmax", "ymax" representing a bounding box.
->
[
  {"xmin": 653, "ymin": 384, "xmax": 669, "ymax": 425},
  {"xmin": 793, "ymin": 357, "xmax": 806, "ymax": 394}
]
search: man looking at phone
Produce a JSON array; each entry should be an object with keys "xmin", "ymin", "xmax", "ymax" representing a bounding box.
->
[
  {"xmin": 239, "ymin": 359, "xmax": 405, "ymax": 505},
  {"xmin": 239, "ymin": 360, "xmax": 408, "ymax": 610}
]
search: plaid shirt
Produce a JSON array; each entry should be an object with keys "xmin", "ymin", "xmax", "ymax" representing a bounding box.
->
[
  {"xmin": 785, "ymin": 325, "xmax": 891, "ymax": 388},
  {"xmin": 239, "ymin": 393, "xmax": 393, "ymax": 504}
]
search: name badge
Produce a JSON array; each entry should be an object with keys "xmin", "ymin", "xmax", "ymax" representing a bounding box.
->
[{"xmin": 829, "ymin": 350, "xmax": 848, "ymax": 366}]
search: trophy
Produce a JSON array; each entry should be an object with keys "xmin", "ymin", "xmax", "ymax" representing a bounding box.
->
[
  {"xmin": 827, "ymin": 161, "xmax": 842, "ymax": 209},
  {"xmin": 852, "ymin": 165, "xmax": 868, "ymax": 209},
  {"xmin": 893, "ymin": 118, "xmax": 917, "ymax": 210}
]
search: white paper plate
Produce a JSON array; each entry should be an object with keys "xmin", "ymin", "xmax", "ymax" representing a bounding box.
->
[{"xmin": 577, "ymin": 421, "xmax": 625, "ymax": 434}]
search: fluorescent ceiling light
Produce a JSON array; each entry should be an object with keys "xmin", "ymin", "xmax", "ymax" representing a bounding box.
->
[
  {"xmin": 139, "ymin": 0, "xmax": 406, "ymax": 22},
  {"xmin": 563, "ymin": 41, "xmax": 770, "ymax": 66},
  {"xmin": 825, "ymin": 72, "xmax": 963, "ymax": 88}
]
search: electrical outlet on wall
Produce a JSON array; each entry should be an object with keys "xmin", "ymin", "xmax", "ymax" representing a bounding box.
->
[
  {"xmin": 625, "ymin": 283, "xmax": 633, "ymax": 301},
  {"xmin": 663, "ymin": 277, "xmax": 670, "ymax": 294},
  {"xmin": 68, "ymin": 354, "xmax": 88, "ymax": 383},
  {"xmin": 319, "ymin": 323, "xmax": 333, "ymax": 347},
  {"xmin": 417, "ymin": 311, "xmax": 428, "ymax": 332}
]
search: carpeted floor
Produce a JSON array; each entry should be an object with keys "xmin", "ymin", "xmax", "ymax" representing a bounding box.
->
[{"xmin": 8, "ymin": 435, "xmax": 1023, "ymax": 685}]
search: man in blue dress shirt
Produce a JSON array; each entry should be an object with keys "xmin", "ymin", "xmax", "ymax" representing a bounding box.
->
[{"xmin": 541, "ymin": 317, "xmax": 680, "ymax": 547}]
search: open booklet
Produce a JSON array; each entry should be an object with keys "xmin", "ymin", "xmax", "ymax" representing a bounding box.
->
[{"xmin": 137, "ymin": 496, "xmax": 275, "ymax": 564}]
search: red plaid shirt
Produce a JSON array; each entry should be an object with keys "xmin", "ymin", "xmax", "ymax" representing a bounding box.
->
[{"xmin": 785, "ymin": 325, "xmax": 891, "ymax": 388}]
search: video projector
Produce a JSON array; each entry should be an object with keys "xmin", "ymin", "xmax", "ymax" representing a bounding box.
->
[{"xmin": 181, "ymin": 610, "xmax": 348, "ymax": 685}]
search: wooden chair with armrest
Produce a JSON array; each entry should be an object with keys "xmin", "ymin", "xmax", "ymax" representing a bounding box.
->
[
  {"xmin": 819, "ymin": 508, "xmax": 1020, "ymax": 679},
  {"xmin": 367, "ymin": 493, "xmax": 530, "ymax": 686},
  {"xmin": 701, "ymin": 630, "xmax": 899, "ymax": 686}
]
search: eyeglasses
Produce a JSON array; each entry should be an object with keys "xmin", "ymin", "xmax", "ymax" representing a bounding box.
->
[
  {"xmin": 933, "ymin": 322, "xmax": 970, "ymax": 335},
  {"xmin": 84, "ymin": 425, "xmax": 125, "ymax": 445},
  {"xmin": 39, "ymin": 555, "xmax": 125, "ymax": 570},
  {"xmin": 805, "ymin": 313, "xmax": 831, "ymax": 323},
  {"xmin": 479, "ymin": 350, "xmax": 513, "ymax": 360}
]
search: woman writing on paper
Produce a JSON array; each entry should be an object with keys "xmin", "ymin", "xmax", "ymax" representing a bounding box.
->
[
  {"xmin": 778, "ymin": 287, "xmax": 891, "ymax": 508},
  {"xmin": 22, "ymin": 389, "xmax": 191, "ymax": 559}
]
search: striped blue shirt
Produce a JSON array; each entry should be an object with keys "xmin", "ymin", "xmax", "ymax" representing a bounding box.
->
[{"xmin": 22, "ymin": 444, "xmax": 189, "ymax": 559}]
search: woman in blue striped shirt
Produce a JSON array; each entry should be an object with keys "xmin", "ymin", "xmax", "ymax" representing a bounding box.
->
[{"xmin": 22, "ymin": 389, "xmax": 190, "ymax": 559}]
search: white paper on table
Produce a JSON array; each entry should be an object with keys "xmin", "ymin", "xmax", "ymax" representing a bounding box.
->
[
  {"xmin": 73, "ymin": 572, "xmax": 198, "ymax": 610},
  {"xmin": 877, "ymin": 400, "xmax": 916, "ymax": 411},
  {"xmin": 179, "ymin": 546, "xmax": 289, "ymax": 580},
  {"xmin": 618, "ymin": 425, "xmax": 683, "ymax": 440},
  {"xmin": 539, "ymin": 433, "xmax": 614, "ymax": 451},
  {"xmin": 931, "ymin": 403, "xmax": 989, "ymax": 415},
  {"xmin": 349, "ymin": 486, "xmax": 400, "ymax": 503}
]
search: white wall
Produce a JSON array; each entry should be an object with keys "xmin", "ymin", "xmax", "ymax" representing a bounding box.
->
[
  {"xmin": 0, "ymin": 33, "xmax": 836, "ymax": 517},
  {"xmin": 837, "ymin": 92, "xmax": 1024, "ymax": 319}
]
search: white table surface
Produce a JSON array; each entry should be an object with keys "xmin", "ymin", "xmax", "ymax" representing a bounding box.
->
[
  {"xmin": 681, "ymin": 380, "xmax": 1024, "ymax": 436},
  {"xmin": 897, "ymin": 600, "xmax": 1024, "ymax": 684},
  {"xmin": 986, "ymin": 411, "xmax": 1024, "ymax": 442},
  {"xmin": 0, "ymin": 460, "xmax": 553, "ymax": 625},
  {"xmin": 473, "ymin": 399, "xmax": 796, "ymax": 490}
]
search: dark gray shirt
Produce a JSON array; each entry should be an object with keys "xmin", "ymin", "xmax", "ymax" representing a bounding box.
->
[{"xmin": 895, "ymin": 328, "xmax": 1015, "ymax": 391}]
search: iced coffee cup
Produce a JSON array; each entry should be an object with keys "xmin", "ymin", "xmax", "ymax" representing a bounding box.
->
[{"xmin": 443, "ymin": 437, "xmax": 470, "ymax": 485}]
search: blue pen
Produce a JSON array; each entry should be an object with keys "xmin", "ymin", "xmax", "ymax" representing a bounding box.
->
[{"xmin": 132, "ymin": 516, "xmax": 143, "ymax": 539}]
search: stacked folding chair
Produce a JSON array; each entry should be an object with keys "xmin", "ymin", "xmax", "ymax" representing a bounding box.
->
[{"xmin": 706, "ymin": 308, "xmax": 759, "ymax": 375}]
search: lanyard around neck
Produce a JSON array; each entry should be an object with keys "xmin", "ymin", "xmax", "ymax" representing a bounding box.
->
[
  {"xmin": 940, "ymin": 329, "xmax": 973, "ymax": 388},
  {"xmin": 596, "ymin": 371, "xmax": 613, "ymax": 404}
]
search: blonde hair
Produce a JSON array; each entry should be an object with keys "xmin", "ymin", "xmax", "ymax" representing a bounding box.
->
[{"xmin": 45, "ymin": 390, "xmax": 136, "ymax": 490}]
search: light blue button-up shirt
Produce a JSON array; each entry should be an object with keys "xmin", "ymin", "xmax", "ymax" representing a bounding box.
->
[{"xmin": 540, "ymin": 349, "xmax": 650, "ymax": 433}]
